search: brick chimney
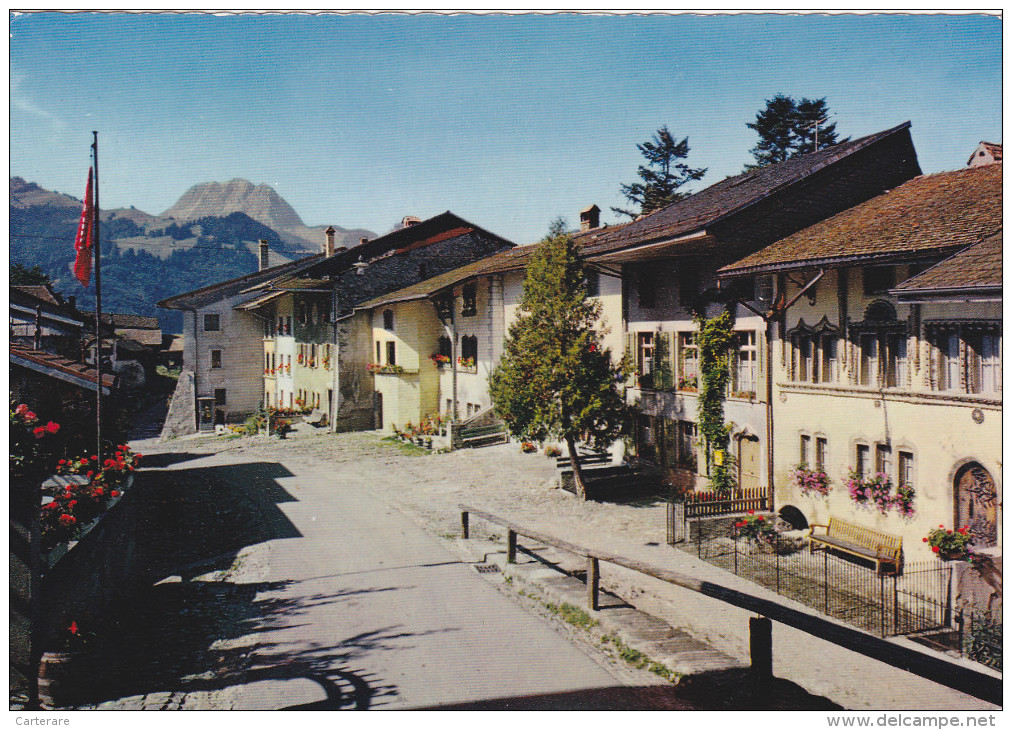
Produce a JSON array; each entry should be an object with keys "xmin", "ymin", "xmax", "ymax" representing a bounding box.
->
[
  {"xmin": 580, "ymin": 204, "xmax": 601, "ymax": 232},
  {"xmin": 258, "ymin": 240, "xmax": 270, "ymax": 271},
  {"xmin": 324, "ymin": 226, "xmax": 336, "ymax": 257}
]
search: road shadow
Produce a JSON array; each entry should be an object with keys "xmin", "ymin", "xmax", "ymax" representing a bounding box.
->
[
  {"xmin": 57, "ymin": 580, "xmax": 411, "ymax": 708},
  {"xmin": 135, "ymin": 451, "xmax": 212, "ymax": 469},
  {"xmin": 675, "ymin": 667, "xmax": 841, "ymax": 710}
]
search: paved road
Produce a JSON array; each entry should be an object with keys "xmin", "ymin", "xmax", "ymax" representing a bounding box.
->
[{"xmin": 104, "ymin": 449, "xmax": 688, "ymax": 710}]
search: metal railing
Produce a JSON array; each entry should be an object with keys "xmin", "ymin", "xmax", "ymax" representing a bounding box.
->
[{"xmin": 459, "ymin": 503, "xmax": 1000, "ymax": 705}]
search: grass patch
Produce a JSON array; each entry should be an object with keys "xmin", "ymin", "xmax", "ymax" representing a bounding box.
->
[
  {"xmin": 602, "ymin": 633, "xmax": 677, "ymax": 682},
  {"xmin": 379, "ymin": 436, "xmax": 429, "ymax": 456},
  {"xmin": 544, "ymin": 601, "xmax": 600, "ymax": 630}
]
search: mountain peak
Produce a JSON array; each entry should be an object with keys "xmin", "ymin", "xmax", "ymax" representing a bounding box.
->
[{"xmin": 162, "ymin": 179, "xmax": 306, "ymax": 230}]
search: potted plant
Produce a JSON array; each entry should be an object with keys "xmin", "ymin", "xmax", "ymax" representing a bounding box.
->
[
  {"xmin": 924, "ymin": 525, "xmax": 972, "ymax": 560},
  {"xmin": 38, "ymin": 620, "xmax": 96, "ymax": 709},
  {"xmin": 789, "ymin": 463, "xmax": 831, "ymax": 497}
]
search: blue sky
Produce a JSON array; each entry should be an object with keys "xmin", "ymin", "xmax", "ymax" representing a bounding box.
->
[{"xmin": 9, "ymin": 12, "xmax": 1002, "ymax": 245}]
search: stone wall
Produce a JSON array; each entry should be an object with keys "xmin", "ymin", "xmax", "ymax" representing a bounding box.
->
[{"xmin": 161, "ymin": 370, "xmax": 196, "ymax": 438}]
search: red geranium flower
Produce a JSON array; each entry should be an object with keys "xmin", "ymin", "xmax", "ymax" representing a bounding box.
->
[
  {"xmin": 931, "ymin": 546, "xmax": 940, "ymax": 553},
  {"xmin": 58, "ymin": 514, "xmax": 76, "ymax": 526},
  {"xmin": 111, "ymin": 490, "xmax": 121, "ymax": 498},
  {"xmin": 68, "ymin": 621, "xmax": 79, "ymax": 635},
  {"xmin": 86, "ymin": 471, "xmax": 94, "ymax": 479},
  {"xmin": 15, "ymin": 404, "xmax": 28, "ymax": 415},
  {"xmin": 25, "ymin": 411, "xmax": 36, "ymax": 421},
  {"xmin": 33, "ymin": 426, "xmax": 45, "ymax": 438},
  {"xmin": 44, "ymin": 421, "xmax": 60, "ymax": 434}
]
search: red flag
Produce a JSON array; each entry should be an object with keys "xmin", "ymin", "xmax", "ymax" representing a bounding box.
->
[{"xmin": 73, "ymin": 167, "xmax": 94, "ymax": 287}]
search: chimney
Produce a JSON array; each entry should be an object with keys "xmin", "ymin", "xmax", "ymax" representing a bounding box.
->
[
  {"xmin": 402, "ymin": 216, "xmax": 421, "ymax": 228},
  {"xmin": 68, "ymin": 295, "xmax": 77, "ymax": 310},
  {"xmin": 353, "ymin": 255, "xmax": 369, "ymax": 276},
  {"xmin": 360, "ymin": 237, "xmax": 369, "ymax": 246},
  {"xmin": 580, "ymin": 204, "xmax": 601, "ymax": 232},
  {"xmin": 324, "ymin": 226, "xmax": 336, "ymax": 257},
  {"xmin": 258, "ymin": 240, "xmax": 270, "ymax": 271}
]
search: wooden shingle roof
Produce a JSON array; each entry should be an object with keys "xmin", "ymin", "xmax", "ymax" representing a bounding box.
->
[
  {"xmin": 720, "ymin": 163, "xmax": 1002, "ymax": 276},
  {"xmin": 892, "ymin": 231, "xmax": 1002, "ymax": 299},
  {"xmin": 581, "ymin": 122, "xmax": 915, "ymax": 258}
]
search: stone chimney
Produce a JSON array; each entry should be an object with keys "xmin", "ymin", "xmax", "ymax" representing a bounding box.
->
[
  {"xmin": 402, "ymin": 216, "xmax": 421, "ymax": 228},
  {"xmin": 360, "ymin": 237, "xmax": 369, "ymax": 246},
  {"xmin": 580, "ymin": 204, "xmax": 601, "ymax": 232},
  {"xmin": 258, "ymin": 240, "xmax": 270, "ymax": 271},
  {"xmin": 324, "ymin": 226, "xmax": 336, "ymax": 257}
]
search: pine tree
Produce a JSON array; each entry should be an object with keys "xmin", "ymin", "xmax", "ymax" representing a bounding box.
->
[
  {"xmin": 489, "ymin": 221, "xmax": 629, "ymax": 499},
  {"xmin": 612, "ymin": 126, "xmax": 706, "ymax": 219},
  {"xmin": 746, "ymin": 94, "xmax": 844, "ymax": 169}
]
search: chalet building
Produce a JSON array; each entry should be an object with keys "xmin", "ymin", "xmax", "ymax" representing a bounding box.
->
[
  {"xmin": 158, "ymin": 212, "xmax": 513, "ymax": 435},
  {"xmin": 9, "ymin": 284, "xmax": 87, "ymax": 360},
  {"xmin": 579, "ymin": 122, "xmax": 923, "ymax": 493},
  {"xmin": 718, "ymin": 162, "xmax": 1001, "ymax": 559}
]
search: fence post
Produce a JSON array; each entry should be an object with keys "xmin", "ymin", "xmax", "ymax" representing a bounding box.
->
[
  {"xmin": 733, "ymin": 528, "xmax": 738, "ymax": 575},
  {"xmin": 507, "ymin": 530, "xmax": 517, "ymax": 564},
  {"xmin": 587, "ymin": 556, "xmax": 600, "ymax": 611},
  {"xmin": 880, "ymin": 573, "xmax": 886, "ymax": 637},
  {"xmin": 775, "ymin": 535, "xmax": 781, "ymax": 594},
  {"xmin": 823, "ymin": 549, "xmax": 829, "ymax": 615},
  {"xmin": 893, "ymin": 572, "xmax": 899, "ymax": 635},
  {"xmin": 461, "ymin": 511, "xmax": 469, "ymax": 540},
  {"xmin": 749, "ymin": 616, "xmax": 773, "ymax": 682}
]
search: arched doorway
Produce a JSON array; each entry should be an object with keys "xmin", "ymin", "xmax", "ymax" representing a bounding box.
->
[{"xmin": 954, "ymin": 462, "xmax": 998, "ymax": 548}]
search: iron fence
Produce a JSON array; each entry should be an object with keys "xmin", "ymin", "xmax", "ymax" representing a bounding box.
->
[{"xmin": 680, "ymin": 520, "xmax": 955, "ymax": 638}]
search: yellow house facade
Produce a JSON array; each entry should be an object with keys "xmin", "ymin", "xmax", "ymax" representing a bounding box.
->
[{"xmin": 721, "ymin": 164, "xmax": 1002, "ymax": 560}]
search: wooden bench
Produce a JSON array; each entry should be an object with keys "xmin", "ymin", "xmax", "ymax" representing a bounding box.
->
[
  {"xmin": 808, "ymin": 517, "xmax": 902, "ymax": 574},
  {"xmin": 457, "ymin": 424, "xmax": 508, "ymax": 448}
]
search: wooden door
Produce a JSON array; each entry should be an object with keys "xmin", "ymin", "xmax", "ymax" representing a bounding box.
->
[
  {"xmin": 955, "ymin": 462, "xmax": 998, "ymax": 548},
  {"xmin": 738, "ymin": 435, "xmax": 761, "ymax": 490},
  {"xmin": 373, "ymin": 391, "xmax": 383, "ymax": 431}
]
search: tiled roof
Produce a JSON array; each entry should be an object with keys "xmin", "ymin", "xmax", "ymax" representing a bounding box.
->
[
  {"xmin": 10, "ymin": 343, "xmax": 116, "ymax": 391},
  {"xmin": 157, "ymin": 254, "xmax": 323, "ymax": 309},
  {"xmin": 720, "ymin": 163, "xmax": 1002, "ymax": 275},
  {"xmin": 11, "ymin": 285, "xmax": 61, "ymax": 306},
  {"xmin": 582, "ymin": 122, "xmax": 915, "ymax": 257},
  {"xmin": 892, "ymin": 231, "xmax": 1002, "ymax": 296},
  {"xmin": 355, "ymin": 246, "xmax": 535, "ymax": 310},
  {"xmin": 81, "ymin": 311, "xmax": 160, "ymax": 329}
]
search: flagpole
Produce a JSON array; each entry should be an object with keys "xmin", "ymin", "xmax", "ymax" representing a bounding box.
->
[{"xmin": 91, "ymin": 131, "xmax": 103, "ymax": 466}]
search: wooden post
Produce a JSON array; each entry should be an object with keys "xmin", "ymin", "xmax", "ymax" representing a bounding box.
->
[
  {"xmin": 749, "ymin": 616, "xmax": 773, "ymax": 681},
  {"xmin": 461, "ymin": 511, "xmax": 469, "ymax": 539},
  {"xmin": 587, "ymin": 557, "xmax": 600, "ymax": 611},
  {"xmin": 507, "ymin": 530, "xmax": 516, "ymax": 564}
]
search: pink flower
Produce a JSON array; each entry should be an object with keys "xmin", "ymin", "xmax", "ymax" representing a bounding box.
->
[
  {"xmin": 25, "ymin": 411, "xmax": 36, "ymax": 421},
  {"xmin": 15, "ymin": 404, "xmax": 28, "ymax": 415}
]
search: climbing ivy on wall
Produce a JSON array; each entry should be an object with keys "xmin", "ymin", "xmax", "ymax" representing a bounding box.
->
[
  {"xmin": 696, "ymin": 310, "xmax": 736, "ymax": 493},
  {"xmin": 653, "ymin": 328, "xmax": 673, "ymax": 390}
]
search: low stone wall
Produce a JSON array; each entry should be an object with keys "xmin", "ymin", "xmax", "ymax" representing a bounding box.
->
[{"xmin": 39, "ymin": 478, "xmax": 150, "ymax": 646}]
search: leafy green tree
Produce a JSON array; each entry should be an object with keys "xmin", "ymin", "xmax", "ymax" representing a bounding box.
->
[
  {"xmin": 612, "ymin": 126, "xmax": 707, "ymax": 219},
  {"xmin": 746, "ymin": 94, "xmax": 844, "ymax": 169},
  {"xmin": 490, "ymin": 221, "xmax": 629, "ymax": 498},
  {"xmin": 10, "ymin": 263, "xmax": 51, "ymax": 285}
]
